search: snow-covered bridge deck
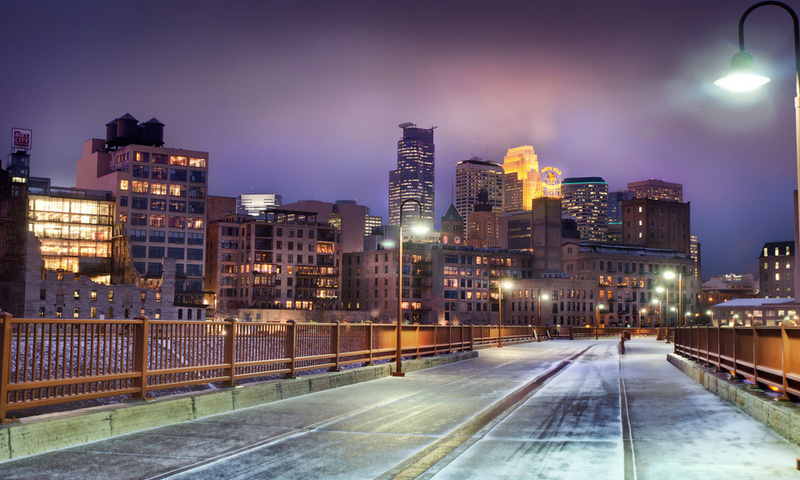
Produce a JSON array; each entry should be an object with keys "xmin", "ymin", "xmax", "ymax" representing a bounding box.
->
[{"xmin": 1, "ymin": 339, "xmax": 799, "ymax": 480}]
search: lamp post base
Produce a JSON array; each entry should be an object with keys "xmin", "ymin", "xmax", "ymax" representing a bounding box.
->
[{"xmin": 392, "ymin": 372, "xmax": 406, "ymax": 377}]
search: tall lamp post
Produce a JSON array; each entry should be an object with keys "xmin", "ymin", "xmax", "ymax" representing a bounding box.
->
[
  {"xmin": 536, "ymin": 290, "xmax": 549, "ymax": 327},
  {"xmin": 716, "ymin": 2, "xmax": 800, "ymax": 297},
  {"xmin": 497, "ymin": 279, "xmax": 513, "ymax": 348},
  {"xmin": 639, "ymin": 308, "xmax": 647, "ymax": 328},
  {"xmin": 393, "ymin": 199, "xmax": 428, "ymax": 377},
  {"xmin": 651, "ymin": 298, "xmax": 661, "ymax": 329},
  {"xmin": 663, "ymin": 271, "xmax": 676, "ymax": 343}
]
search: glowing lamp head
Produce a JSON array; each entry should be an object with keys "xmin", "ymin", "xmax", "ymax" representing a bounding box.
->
[
  {"xmin": 715, "ymin": 51, "xmax": 770, "ymax": 92},
  {"xmin": 500, "ymin": 279, "xmax": 513, "ymax": 290},
  {"xmin": 663, "ymin": 271, "xmax": 676, "ymax": 281},
  {"xmin": 410, "ymin": 222, "xmax": 429, "ymax": 235},
  {"xmin": 540, "ymin": 294, "xmax": 550, "ymax": 301}
]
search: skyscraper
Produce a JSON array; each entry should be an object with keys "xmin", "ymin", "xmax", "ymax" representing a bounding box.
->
[
  {"xmin": 561, "ymin": 177, "xmax": 609, "ymax": 242},
  {"xmin": 502, "ymin": 146, "xmax": 541, "ymax": 212},
  {"xmin": 388, "ymin": 123, "xmax": 435, "ymax": 229},
  {"xmin": 455, "ymin": 157, "xmax": 503, "ymax": 238}
]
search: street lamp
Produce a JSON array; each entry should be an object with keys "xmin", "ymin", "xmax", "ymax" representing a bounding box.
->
[
  {"xmin": 706, "ymin": 309, "xmax": 714, "ymax": 326},
  {"xmin": 536, "ymin": 289, "xmax": 549, "ymax": 327},
  {"xmin": 394, "ymin": 198, "xmax": 428, "ymax": 377},
  {"xmin": 639, "ymin": 308, "xmax": 647, "ymax": 328},
  {"xmin": 717, "ymin": 2, "xmax": 800, "ymax": 298},
  {"xmin": 651, "ymin": 298, "xmax": 662, "ymax": 328},
  {"xmin": 497, "ymin": 279, "xmax": 513, "ymax": 348},
  {"xmin": 595, "ymin": 303, "xmax": 605, "ymax": 339}
]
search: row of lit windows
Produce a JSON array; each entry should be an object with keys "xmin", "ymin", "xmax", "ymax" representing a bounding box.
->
[
  {"xmin": 40, "ymin": 288, "xmax": 161, "ymax": 303},
  {"xmin": 31, "ymin": 223, "xmax": 111, "ymax": 241},
  {"xmin": 130, "ymin": 151, "xmax": 207, "ymax": 168},
  {"xmin": 121, "ymin": 213, "xmax": 204, "ymax": 229},
  {"xmin": 41, "ymin": 306, "xmax": 159, "ymax": 319},
  {"xmin": 763, "ymin": 245, "xmax": 793, "ymax": 257},
  {"xmin": 120, "ymin": 180, "xmax": 206, "ymax": 197},
  {"xmin": 29, "ymin": 197, "xmax": 113, "ymax": 216}
]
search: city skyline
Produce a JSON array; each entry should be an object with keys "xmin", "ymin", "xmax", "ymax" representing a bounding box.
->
[{"xmin": 1, "ymin": 0, "xmax": 798, "ymax": 279}]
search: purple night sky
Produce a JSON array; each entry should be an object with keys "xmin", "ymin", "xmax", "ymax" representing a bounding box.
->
[{"xmin": 1, "ymin": 1, "xmax": 798, "ymax": 280}]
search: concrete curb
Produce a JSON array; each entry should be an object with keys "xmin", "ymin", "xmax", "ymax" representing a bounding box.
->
[
  {"xmin": 0, "ymin": 351, "xmax": 477, "ymax": 462},
  {"xmin": 667, "ymin": 353, "xmax": 800, "ymax": 446}
]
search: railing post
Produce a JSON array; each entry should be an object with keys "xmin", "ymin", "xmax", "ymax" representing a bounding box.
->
[
  {"xmin": 469, "ymin": 325, "xmax": 475, "ymax": 351},
  {"xmin": 752, "ymin": 324, "xmax": 759, "ymax": 387},
  {"xmin": 132, "ymin": 315, "xmax": 150, "ymax": 400},
  {"xmin": 415, "ymin": 323, "xmax": 421, "ymax": 359},
  {"xmin": 222, "ymin": 318, "xmax": 237, "ymax": 388},
  {"xmin": 366, "ymin": 321, "xmax": 373, "ymax": 366},
  {"xmin": 0, "ymin": 312, "xmax": 13, "ymax": 423},
  {"xmin": 781, "ymin": 323, "xmax": 790, "ymax": 399},
  {"xmin": 331, "ymin": 321, "xmax": 341, "ymax": 372},
  {"xmin": 285, "ymin": 320, "xmax": 297, "ymax": 379},
  {"xmin": 732, "ymin": 325, "xmax": 738, "ymax": 378}
]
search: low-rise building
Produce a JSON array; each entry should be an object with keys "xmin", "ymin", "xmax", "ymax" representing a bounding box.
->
[
  {"xmin": 561, "ymin": 241, "xmax": 698, "ymax": 327},
  {"xmin": 206, "ymin": 209, "xmax": 340, "ymax": 318},
  {"xmin": 758, "ymin": 241, "xmax": 794, "ymax": 298},
  {"xmin": 342, "ymin": 244, "xmax": 534, "ymax": 325}
]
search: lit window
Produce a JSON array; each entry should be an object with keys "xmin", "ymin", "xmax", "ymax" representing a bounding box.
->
[
  {"xmin": 73, "ymin": 307, "xmax": 80, "ymax": 318},
  {"xmin": 170, "ymin": 155, "xmax": 188, "ymax": 166},
  {"xmin": 776, "ymin": 273, "xmax": 781, "ymax": 281},
  {"xmin": 189, "ymin": 157, "xmax": 207, "ymax": 168},
  {"xmin": 150, "ymin": 183, "xmax": 167, "ymax": 195},
  {"xmin": 131, "ymin": 181, "xmax": 149, "ymax": 193},
  {"xmin": 120, "ymin": 179, "xmax": 129, "ymax": 191},
  {"xmin": 108, "ymin": 290, "xmax": 114, "ymax": 301}
]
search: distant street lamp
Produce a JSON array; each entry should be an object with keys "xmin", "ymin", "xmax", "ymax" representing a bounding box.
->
[
  {"xmin": 497, "ymin": 279, "xmax": 513, "ymax": 348},
  {"xmin": 706, "ymin": 309, "xmax": 714, "ymax": 325},
  {"xmin": 662, "ymin": 271, "xmax": 676, "ymax": 343},
  {"xmin": 716, "ymin": 2, "xmax": 800, "ymax": 299},
  {"xmin": 536, "ymin": 288, "xmax": 549, "ymax": 327},
  {"xmin": 393, "ymin": 198, "xmax": 428, "ymax": 377},
  {"xmin": 595, "ymin": 303, "xmax": 605, "ymax": 340},
  {"xmin": 651, "ymin": 298, "xmax": 662, "ymax": 328},
  {"xmin": 639, "ymin": 308, "xmax": 647, "ymax": 328}
]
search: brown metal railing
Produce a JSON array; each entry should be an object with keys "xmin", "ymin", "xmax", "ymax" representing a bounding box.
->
[
  {"xmin": 568, "ymin": 327, "xmax": 659, "ymax": 339},
  {"xmin": 0, "ymin": 313, "xmax": 549, "ymax": 422},
  {"xmin": 673, "ymin": 325, "xmax": 800, "ymax": 400}
]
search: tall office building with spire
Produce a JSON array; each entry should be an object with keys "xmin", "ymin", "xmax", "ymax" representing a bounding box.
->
[
  {"xmin": 388, "ymin": 123, "xmax": 435, "ymax": 229},
  {"xmin": 502, "ymin": 146, "xmax": 541, "ymax": 212}
]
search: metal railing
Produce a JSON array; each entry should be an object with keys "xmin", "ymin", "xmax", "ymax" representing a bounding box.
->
[
  {"xmin": 673, "ymin": 325, "xmax": 800, "ymax": 400},
  {"xmin": 0, "ymin": 313, "xmax": 547, "ymax": 422}
]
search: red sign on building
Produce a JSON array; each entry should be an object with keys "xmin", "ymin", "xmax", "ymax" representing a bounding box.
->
[{"xmin": 12, "ymin": 128, "xmax": 31, "ymax": 151}]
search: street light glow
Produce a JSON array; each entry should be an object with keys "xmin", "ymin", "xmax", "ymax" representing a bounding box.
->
[{"xmin": 715, "ymin": 52, "xmax": 771, "ymax": 92}]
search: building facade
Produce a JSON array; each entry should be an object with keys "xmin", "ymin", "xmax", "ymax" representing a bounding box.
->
[
  {"xmin": 627, "ymin": 179, "xmax": 682, "ymax": 202},
  {"xmin": 76, "ymin": 114, "xmax": 209, "ymax": 315},
  {"xmin": 759, "ymin": 241, "xmax": 794, "ymax": 298},
  {"xmin": 621, "ymin": 197, "xmax": 691, "ymax": 256},
  {"xmin": 561, "ymin": 241, "xmax": 698, "ymax": 327},
  {"xmin": 206, "ymin": 210, "xmax": 340, "ymax": 318},
  {"xmin": 27, "ymin": 179, "xmax": 114, "ymax": 281},
  {"xmin": 236, "ymin": 193, "xmax": 282, "ymax": 217},
  {"xmin": 561, "ymin": 177, "xmax": 609, "ymax": 242},
  {"xmin": 341, "ymin": 245, "xmax": 535, "ymax": 325},
  {"xmin": 388, "ymin": 123, "xmax": 435, "ymax": 229},
  {"xmin": 455, "ymin": 158, "xmax": 503, "ymax": 236}
]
